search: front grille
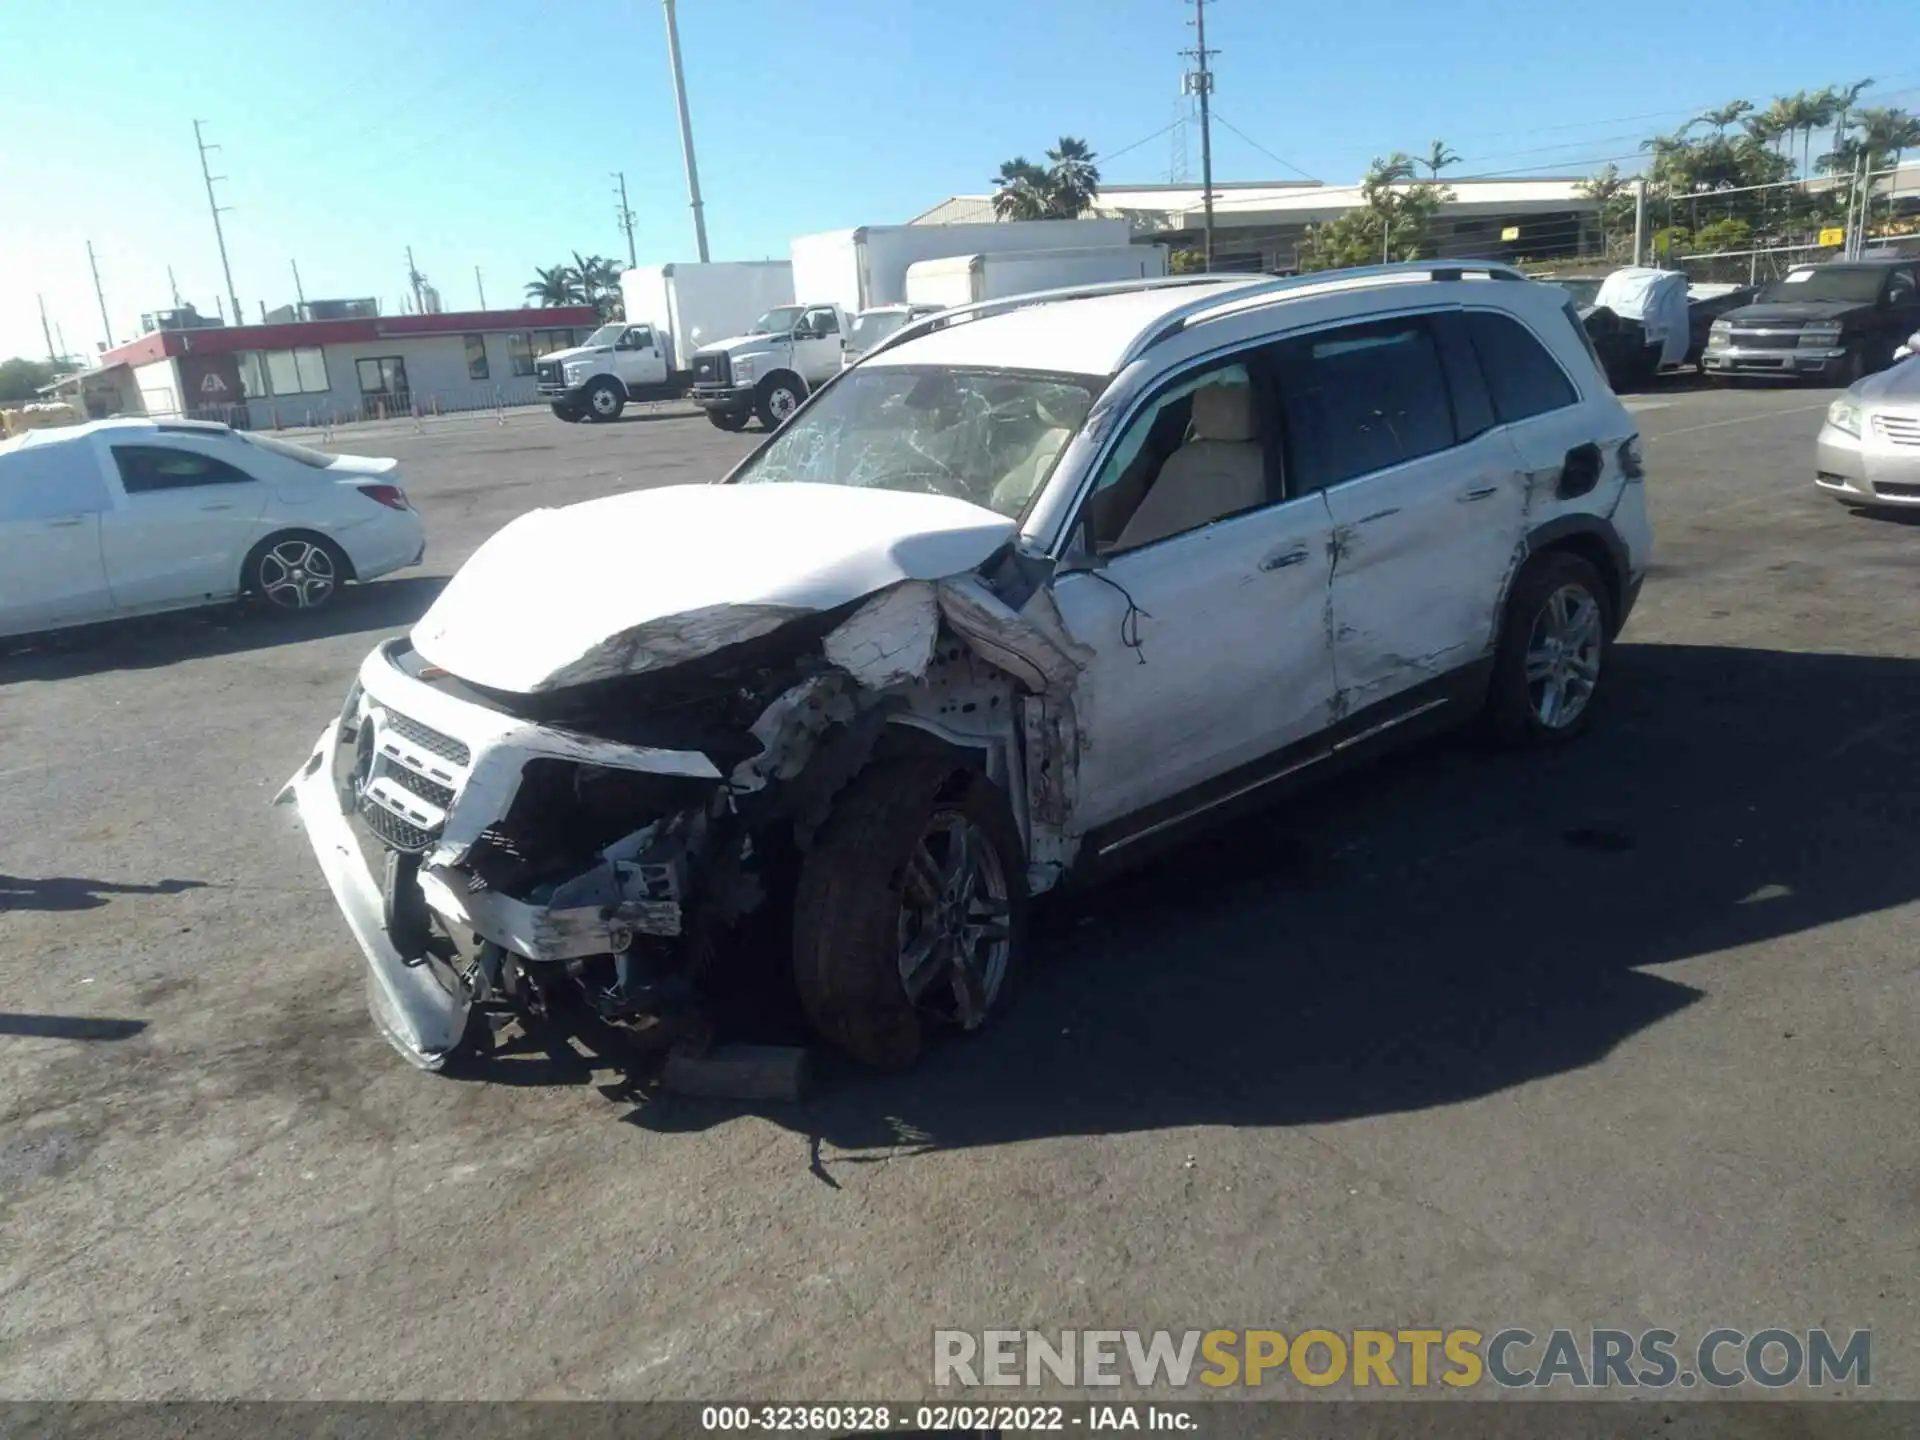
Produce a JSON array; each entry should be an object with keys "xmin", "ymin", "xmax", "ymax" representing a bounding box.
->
[
  {"xmin": 362, "ymin": 801, "xmax": 431, "ymax": 853},
  {"xmin": 385, "ymin": 710, "xmax": 470, "ymax": 766},
  {"xmin": 692, "ymin": 351, "xmax": 730, "ymax": 387},
  {"xmin": 1731, "ymin": 326, "xmax": 1804, "ymax": 342},
  {"xmin": 388, "ymin": 765, "xmax": 455, "ymax": 810},
  {"xmin": 1872, "ymin": 413, "xmax": 1920, "ymax": 447}
]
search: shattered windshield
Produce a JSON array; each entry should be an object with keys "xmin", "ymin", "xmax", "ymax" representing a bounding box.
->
[
  {"xmin": 749, "ymin": 305, "xmax": 807, "ymax": 335},
  {"xmin": 731, "ymin": 366, "xmax": 1098, "ymax": 519}
]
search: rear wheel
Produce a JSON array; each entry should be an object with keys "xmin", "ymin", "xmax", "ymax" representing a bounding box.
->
[
  {"xmin": 706, "ymin": 410, "xmax": 749, "ymax": 432},
  {"xmin": 246, "ymin": 533, "xmax": 349, "ymax": 616},
  {"xmin": 585, "ymin": 378, "xmax": 626, "ymax": 422},
  {"xmin": 793, "ymin": 758, "xmax": 1027, "ymax": 1069},
  {"xmin": 1485, "ymin": 551, "xmax": 1614, "ymax": 747}
]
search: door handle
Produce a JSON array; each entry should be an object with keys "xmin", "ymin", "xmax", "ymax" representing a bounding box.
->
[
  {"xmin": 1458, "ymin": 486, "xmax": 1499, "ymax": 502},
  {"xmin": 200, "ymin": 502, "xmax": 236, "ymax": 512},
  {"xmin": 44, "ymin": 516, "xmax": 86, "ymax": 528},
  {"xmin": 1259, "ymin": 546, "xmax": 1311, "ymax": 571}
]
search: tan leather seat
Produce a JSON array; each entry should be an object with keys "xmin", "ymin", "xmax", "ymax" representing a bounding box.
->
[{"xmin": 1114, "ymin": 381, "xmax": 1266, "ymax": 550}]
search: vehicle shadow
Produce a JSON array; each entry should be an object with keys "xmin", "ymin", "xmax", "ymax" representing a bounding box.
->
[
  {"xmin": 0, "ymin": 874, "xmax": 205, "ymax": 913},
  {"xmin": 0, "ymin": 576, "xmax": 445, "ymax": 684},
  {"xmin": 0, "ymin": 1012, "xmax": 148, "ymax": 1041},
  {"xmin": 620, "ymin": 642, "xmax": 1920, "ymax": 1153}
]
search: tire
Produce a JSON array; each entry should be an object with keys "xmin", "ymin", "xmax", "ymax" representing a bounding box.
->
[
  {"xmin": 584, "ymin": 377, "xmax": 626, "ymax": 422},
  {"xmin": 706, "ymin": 410, "xmax": 749, "ymax": 432},
  {"xmin": 244, "ymin": 532, "xmax": 349, "ymax": 616},
  {"xmin": 1484, "ymin": 550, "xmax": 1615, "ymax": 748},
  {"xmin": 792, "ymin": 757, "xmax": 1028, "ymax": 1070},
  {"xmin": 551, "ymin": 401, "xmax": 586, "ymax": 423},
  {"xmin": 755, "ymin": 373, "xmax": 805, "ymax": 430}
]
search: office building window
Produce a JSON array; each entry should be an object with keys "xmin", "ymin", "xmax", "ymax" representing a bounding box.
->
[
  {"xmin": 532, "ymin": 328, "xmax": 574, "ymax": 357},
  {"xmin": 507, "ymin": 333, "xmax": 535, "ymax": 377},
  {"xmin": 465, "ymin": 334, "xmax": 489, "ymax": 381},
  {"xmin": 261, "ymin": 346, "xmax": 329, "ymax": 395}
]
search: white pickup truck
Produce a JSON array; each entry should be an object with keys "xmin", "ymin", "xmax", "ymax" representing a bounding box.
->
[{"xmin": 688, "ymin": 302, "xmax": 850, "ymax": 431}]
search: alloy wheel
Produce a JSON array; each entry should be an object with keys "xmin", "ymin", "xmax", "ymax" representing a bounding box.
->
[
  {"xmin": 1524, "ymin": 583, "xmax": 1603, "ymax": 729},
  {"xmin": 896, "ymin": 811, "xmax": 1013, "ymax": 1029},
  {"xmin": 258, "ymin": 540, "xmax": 337, "ymax": 610}
]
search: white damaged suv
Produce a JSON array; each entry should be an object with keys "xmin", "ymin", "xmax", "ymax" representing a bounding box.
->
[{"xmin": 280, "ymin": 262, "xmax": 1650, "ymax": 1073}]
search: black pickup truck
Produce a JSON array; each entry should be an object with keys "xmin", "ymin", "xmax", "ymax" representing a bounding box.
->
[{"xmin": 1700, "ymin": 256, "xmax": 1920, "ymax": 384}]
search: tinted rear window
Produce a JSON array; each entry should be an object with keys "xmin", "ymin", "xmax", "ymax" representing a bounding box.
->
[
  {"xmin": 1466, "ymin": 311, "xmax": 1579, "ymax": 423},
  {"xmin": 1275, "ymin": 318, "xmax": 1457, "ymax": 492}
]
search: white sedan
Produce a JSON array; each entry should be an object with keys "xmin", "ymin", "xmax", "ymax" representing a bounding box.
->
[{"xmin": 0, "ymin": 418, "xmax": 425, "ymax": 639}]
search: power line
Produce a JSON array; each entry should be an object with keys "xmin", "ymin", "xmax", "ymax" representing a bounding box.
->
[
  {"xmin": 193, "ymin": 120, "xmax": 243, "ymax": 329},
  {"xmin": 1207, "ymin": 110, "xmax": 1316, "ymax": 180}
]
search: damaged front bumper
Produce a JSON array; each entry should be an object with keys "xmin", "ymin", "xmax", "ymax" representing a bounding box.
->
[{"xmin": 275, "ymin": 639, "xmax": 724, "ymax": 1070}]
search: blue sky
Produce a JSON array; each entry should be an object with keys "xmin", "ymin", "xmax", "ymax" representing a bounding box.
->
[{"xmin": 5, "ymin": 0, "xmax": 1919, "ymax": 360}]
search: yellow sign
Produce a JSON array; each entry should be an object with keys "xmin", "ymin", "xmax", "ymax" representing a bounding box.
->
[
  {"xmin": 1500, "ymin": 226, "xmax": 1521, "ymax": 241},
  {"xmin": 1820, "ymin": 226, "xmax": 1846, "ymax": 247}
]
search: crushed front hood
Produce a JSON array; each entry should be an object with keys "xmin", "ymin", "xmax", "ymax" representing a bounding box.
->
[{"xmin": 410, "ymin": 482, "xmax": 1017, "ymax": 694}]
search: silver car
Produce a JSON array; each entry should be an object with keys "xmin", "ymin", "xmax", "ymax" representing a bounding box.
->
[{"xmin": 1816, "ymin": 351, "xmax": 1920, "ymax": 510}]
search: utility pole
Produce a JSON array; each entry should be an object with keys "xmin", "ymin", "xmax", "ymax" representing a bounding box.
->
[
  {"xmin": 1632, "ymin": 176, "xmax": 1648, "ymax": 267},
  {"xmin": 87, "ymin": 240, "xmax": 113, "ymax": 350},
  {"xmin": 1181, "ymin": 0, "xmax": 1218, "ymax": 271},
  {"xmin": 55, "ymin": 322, "xmax": 69, "ymax": 363},
  {"xmin": 193, "ymin": 120, "xmax": 243, "ymax": 326},
  {"xmin": 38, "ymin": 293, "xmax": 57, "ymax": 363},
  {"xmin": 167, "ymin": 265, "xmax": 184, "ymax": 308},
  {"xmin": 613, "ymin": 171, "xmax": 638, "ymax": 268},
  {"xmin": 406, "ymin": 246, "xmax": 426, "ymax": 314},
  {"xmin": 662, "ymin": 0, "xmax": 711, "ymax": 262},
  {"xmin": 475, "ymin": 265, "xmax": 487, "ymax": 310},
  {"xmin": 291, "ymin": 258, "xmax": 306, "ymax": 313}
]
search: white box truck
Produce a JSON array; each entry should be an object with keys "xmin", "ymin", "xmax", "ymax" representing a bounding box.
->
[
  {"xmin": 903, "ymin": 244, "xmax": 1170, "ymax": 308},
  {"xmin": 535, "ymin": 261, "xmax": 793, "ymax": 422},
  {"xmin": 789, "ymin": 219, "xmax": 1133, "ymax": 315}
]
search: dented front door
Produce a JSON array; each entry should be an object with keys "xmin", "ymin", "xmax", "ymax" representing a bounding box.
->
[{"xmin": 1051, "ymin": 492, "xmax": 1338, "ymax": 833}]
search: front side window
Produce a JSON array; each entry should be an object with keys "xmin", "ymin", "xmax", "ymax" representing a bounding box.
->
[
  {"xmin": 749, "ymin": 305, "xmax": 806, "ymax": 335},
  {"xmin": 619, "ymin": 326, "xmax": 654, "ymax": 350},
  {"xmin": 1465, "ymin": 310, "xmax": 1578, "ymax": 423},
  {"xmin": 112, "ymin": 444, "xmax": 257, "ymax": 494},
  {"xmin": 800, "ymin": 306, "xmax": 841, "ymax": 337},
  {"xmin": 731, "ymin": 366, "xmax": 1096, "ymax": 520},
  {"xmin": 1273, "ymin": 318, "xmax": 1457, "ymax": 493},
  {"xmin": 465, "ymin": 334, "xmax": 489, "ymax": 381},
  {"xmin": 1079, "ymin": 358, "xmax": 1276, "ymax": 554}
]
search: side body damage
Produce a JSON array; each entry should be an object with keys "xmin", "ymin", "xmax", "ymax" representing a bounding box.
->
[{"xmin": 276, "ymin": 548, "xmax": 1090, "ymax": 1071}]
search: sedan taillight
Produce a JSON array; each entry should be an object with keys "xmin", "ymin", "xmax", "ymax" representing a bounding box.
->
[{"xmin": 358, "ymin": 484, "xmax": 410, "ymax": 511}]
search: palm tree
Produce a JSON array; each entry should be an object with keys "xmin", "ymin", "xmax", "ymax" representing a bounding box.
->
[
  {"xmin": 1423, "ymin": 139, "xmax": 1460, "ymax": 179},
  {"xmin": 1826, "ymin": 78, "xmax": 1874, "ymax": 164},
  {"xmin": 1754, "ymin": 96, "xmax": 1801, "ymax": 164},
  {"xmin": 991, "ymin": 157, "xmax": 1051, "ymax": 220},
  {"xmin": 524, "ymin": 263, "xmax": 584, "ymax": 307},
  {"xmin": 568, "ymin": 252, "xmax": 623, "ymax": 316},
  {"xmin": 1044, "ymin": 136, "xmax": 1102, "ymax": 217},
  {"xmin": 1693, "ymin": 100, "xmax": 1753, "ymax": 137}
]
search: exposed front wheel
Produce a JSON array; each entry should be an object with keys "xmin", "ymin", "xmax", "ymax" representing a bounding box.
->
[
  {"xmin": 706, "ymin": 410, "xmax": 749, "ymax": 432},
  {"xmin": 1485, "ymin": 551, "xmax": 1614, "ymax": 747},
  {"xmin": 551, "ymin": 401, "xmax": 586, "ymax": 422},
  {"xmin": 755, "ymin": 374, "xmax": 805, "ymax": 430},
  {"xmin": 247, "ymin": 534, "xmax": 348, "ymax": 616},
  {"xmin": 792, "ymin": 758, "xmax": 1027, "ymax": 1069},
  {"xmin": 585, "ymin": 378, "xmax": 626, "ymax": 422}
]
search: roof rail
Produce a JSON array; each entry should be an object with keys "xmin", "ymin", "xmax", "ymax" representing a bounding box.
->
[
  {"xmin": 859, "ymin": 272, "xmax": 1256, "ymax": 364},
  {"xmin": 1116, "ymin": 259, "xmax": 1531, "ymax": 370}
]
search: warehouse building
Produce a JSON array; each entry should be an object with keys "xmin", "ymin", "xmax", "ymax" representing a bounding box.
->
[
  {"xmin": 911, "ymin": 177, "xmax": 1603, "ymax": 273},
  {"xmin": 57, "ymin": 304, "xmax": 602, "ymax": 427}
]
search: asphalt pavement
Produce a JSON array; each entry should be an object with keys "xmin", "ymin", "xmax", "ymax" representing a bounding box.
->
[{"xmin": 3, "ymin": 379, "xmax": 1916, "ymax": 1402}]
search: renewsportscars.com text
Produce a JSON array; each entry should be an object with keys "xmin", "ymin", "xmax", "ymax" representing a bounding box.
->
[{"xmin": 932, "ymin": 1327, "xmax": 1871, "ymax": 1390}]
